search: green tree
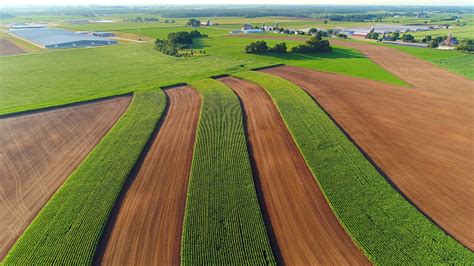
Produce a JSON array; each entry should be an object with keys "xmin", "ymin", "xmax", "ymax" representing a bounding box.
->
[{"xmin": 186, "ymin": 19, "xmax": 201, "ymax": 27}]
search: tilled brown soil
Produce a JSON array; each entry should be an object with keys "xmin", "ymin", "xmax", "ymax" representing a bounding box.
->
[
  {"xmin": 0, "ymin": 96, "xmax": 131, "ymax": 259},
  {"xmin": 98, "ymin": 86, "xmax": 201, "ymax": 266},
  {"xmin": 0, "ymin": 39, "xmax": 24, "ymax": 56},
  {"xmin": 220, "ymin": 76, "xmax": 369, "ymax": 265},
  {"xmin": 263, "ymin": 65, "xmax": 474, "ymax": 250}
]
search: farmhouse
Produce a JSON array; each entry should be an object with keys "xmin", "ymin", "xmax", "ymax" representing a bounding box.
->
[{"xmin": 9, "ymin": 28, "xmax": 118, "ymax": 49}]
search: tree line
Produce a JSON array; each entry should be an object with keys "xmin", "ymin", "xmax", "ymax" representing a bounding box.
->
[
  {"xmin": 155, "ymin": 30, "xmax": 207, "ymax": 56},
  {"xmin": 245, "ymin": 36, "xmax": 331, "ymax": 54}
]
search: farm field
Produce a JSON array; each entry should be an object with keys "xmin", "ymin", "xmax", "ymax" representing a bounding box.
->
[
  {"xmin": 0, "ymin": 95, "xmax": 130, "ymax": 259},
  {"xmin": 181, "ymin": 79, "xmax": 275, "ymax": 265},
  {"xmin": 0, "ymin": 39, "xmax": 24, "ymax": 55},
  {"xmin": 98, "ymin": 86, "xmax": 200, "ymax": 265},
  {"xmin": 219, "ymin": 76, "xmax": 369, "ymax": 265},
  {"xmin": 263, "ymin": 65, "xmax": 474, "ymax": 250},
  {"xmin": 0, "ymin": 42, "xmax": 260, "ymax": 115},
  {"xmin": 3, "ymin": 91, "xmax": 166, "ymax": 264},
  {"xmin": 229, "ymin": 34, "xmax": 474, "ymax": 80},
  {"xmin": 235, "ymin": 70, "xmax": 473, "ymax": 263},
  {"xmin": 1, "ymin": 5, "xmax": 473, "ymax": 265}
]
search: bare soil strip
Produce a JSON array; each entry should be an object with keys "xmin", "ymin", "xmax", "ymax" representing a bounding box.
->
[
  {"xmin": 98, "ymin": 86, "xmax": 201, "ymax": 265},
  {"xmin": 263, "ymin": 65, "xmax": 474, "ymax": 249},
  {"xmin": 0, "ymin": 39, "xmax": 24, "ymax": 56},
  {"xmin": 220, "ymin": 76, "xmax": 369, "ymax": 265},
  {"xmin": 0, "ymin": 95, "xmax": 131, "ymax": 259}
]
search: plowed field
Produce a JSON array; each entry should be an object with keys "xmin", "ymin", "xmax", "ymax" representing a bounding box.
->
[
  {"xmin": 0, "ymin": 96, "xmax": 131, "ymax": 259},
  {"xmin": 220, "ymin": 76, "xmax": 369, "ymax": 265},
  {"xmin": 0, "ymin": 39, "xmax": 24, "ymax": 56},
  {"xmin": 263, "ymin": 65, "xmax": 474, "ymax": 249},
  {"xmin": 98, "ymin": 86, "xmax": 201, "ymax": 265}
]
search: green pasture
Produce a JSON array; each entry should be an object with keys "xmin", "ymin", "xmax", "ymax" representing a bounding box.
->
[
  {"xmin": 234, "ymin": 71, "xmax": 474, "ymax": 264},
  {"xmin": 0, "ymin": 30, "xmax": 409, "ymax": 116},
  {"xmin": 201, "ymin": 35, "xmax": 406, "ymax": 85},
  {"xmin": 181, "ymin": 79, "xmax": 275, "ymax": 265},
  {"xmin": 2, "ymin": 90, "xmax": 167, "ymax": 265},
  {"xmin": 0, "ymin": 42, "xmax": 263, "ymax": 115}
]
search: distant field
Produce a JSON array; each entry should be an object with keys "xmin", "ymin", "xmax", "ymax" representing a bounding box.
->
[
  {"xmin": 378, "ymin": 42, "xmax": 474, "ymax": 79},
  {"xmin": 208, "ymin": 35, "xmax": 406, "ymax": 85},
  {"xmin": 0, "ymin": 29, "xmax": 409, "ymax": 115},
  {"xmin": 410, "ymin": 26, "xmax": 474, "ymax": 40},
  {"xmin": 0, "ymin": 42, "xmax": 262, "ymax": 115}
]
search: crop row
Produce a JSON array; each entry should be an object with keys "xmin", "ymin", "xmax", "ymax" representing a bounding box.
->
[
  {"xmin": 233, "ymin": 71, "xmax": 474, "ymax": 264},
  {"xmin": 2, "ymin": 90, "xmax": 167, "ymax": 265},
  {"xmin": 181, "ymin": 79, "xmax": 276, "ymax": 265}
]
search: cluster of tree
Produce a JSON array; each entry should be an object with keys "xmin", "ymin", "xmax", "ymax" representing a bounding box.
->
[
  {"xmin": 245, "ymin": 37, "xmax": 331, "ymax": 54},
  {"xmin": 155, "ymin": 30, "xmax": 207, "ymax": 56},
  {"xmin": 366, "ymin": 32, "xmax": 379, "ymax": 40},
  {"xmin": 290, "ymin": 37, "xmax": 332, "ymax": 53},
  {"xmin": 308, "ymin": 28, "xmax": 330, "ymax": 38},
  {"xmin": 325, "ymin": 14, "xmax": 387, "ymax": 22},
  {"xmin": 245, "ymin": 41, "xmax": 287, "ymax": 53},
  {"xmin": 421, "ymin": 35, "xmax": 445, "ymax": 48},
  {"xmin": 126, "ymin": 16, "xmax": 159, "ymax": 22},
  {"xmin": 186, "ymin": 19, "xmax": 201, "ymax": 27},
  {"xmin": 336, "ymin": 33, "xmax": 348, "ymax": 39},
  {"xmin": 456, "ymin": 39, "xmax": 474, "ymax": 52},
  {"xmin": 401, "ymin": 33, "xmax": 415, "ymax": 42}
]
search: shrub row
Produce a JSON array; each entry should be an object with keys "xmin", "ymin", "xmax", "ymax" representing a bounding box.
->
[
  {"xmin": 181, "ymin": 79, "xmax": 276, "ymax": 265},
  {"xmin": 233, "ymin": 71, "xmax": 474, "ymax": 264},
  {"xmin": 3, "ymin": 90, "xmax": 167, "ymax": 265}
]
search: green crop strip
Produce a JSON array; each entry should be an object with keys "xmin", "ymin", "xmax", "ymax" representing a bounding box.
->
[
  {"xmin": 233, "ymin": 71, "xmax": 474, "ymax": 264},
  {"xmin": 181, "ymin": 79, "xmax": 276, "ymax": 265},
  {"xmin": 2, "ymin": 90, "xmax": 167, "ymax": 265}
]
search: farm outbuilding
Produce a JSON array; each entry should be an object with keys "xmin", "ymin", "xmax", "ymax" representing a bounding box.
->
[
  {"xmin": 9, "ymin": 28, "xmax": 117, "ymax": 49},
  {"xmin": 92, "ymin": 32, "xmax": 115, "ymax": 37}
]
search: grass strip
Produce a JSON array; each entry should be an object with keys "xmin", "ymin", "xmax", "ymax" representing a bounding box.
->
[
  {"xmin": 2, "ymin": 90, "xmax": 167, "ymax": 265},
  {"xmin": 233, "ymin": 71, "xmax": 474, "ymax": 264},
  {"xmin": 181, "ymin": 79, "xmax": 276, "ymax": 265}
]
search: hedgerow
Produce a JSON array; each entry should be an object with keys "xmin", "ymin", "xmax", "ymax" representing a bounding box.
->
[
  {"xmin": 233, "ymin": 71, "xmax": 474, "ymax": 264},
  {"xmin": 181, "ymin": 79, "xmax": 276, "ymax": 265},
  {"xmin": 2, "ymin": 90, "xmax": 167, "ymax": 265}
]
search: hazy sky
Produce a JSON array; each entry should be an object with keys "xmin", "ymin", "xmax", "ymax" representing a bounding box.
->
[{"xmin": 1, "ymin": 0, "xmax": 473, "ymax": 7}]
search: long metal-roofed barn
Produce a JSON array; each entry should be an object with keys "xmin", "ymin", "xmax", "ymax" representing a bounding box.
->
[{"xmin": 9, "ymin": 28, "xmax": 118, "ymax": 49}]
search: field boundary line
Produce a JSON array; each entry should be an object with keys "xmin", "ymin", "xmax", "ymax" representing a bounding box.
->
[{"xmin": 0, "ymin": 92, "xmax": 133, "ymax": 119}]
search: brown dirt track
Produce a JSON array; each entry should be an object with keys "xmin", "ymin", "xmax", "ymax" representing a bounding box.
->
[
  {"xmin": 220, "ymin": 76, "xmax": 369, "ymax": 265},
  {"xmin": 0, "ymin": 96, "xmax": 131, "ymax": 259},
  {"xmin": 263, "ymin": 65, "xmax": 474, "ymax": 250},
  {"xmin": 98, "ymin": 86, "xmax": 201, "ymax": 266},
  {"xmin": 0, "ymin": 39, "xmax": 24, "ymax": 56}
]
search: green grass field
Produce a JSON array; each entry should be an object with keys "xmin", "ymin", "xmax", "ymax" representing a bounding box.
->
[
  {"xmin": 0, "ymin": 30, "xmax": 409, "ymax": 116},
  {"xmin": 233, "ymin": 71, "xmax": 474, "ymax": 264},
  {"xmin": 181, "ymin": 79, "xmax": 275, "ymax": 265},
  {"xmin": 200, "ymin": 36, "xmax": 406, "ymax": 85},
  {"xmin": 2, "ymin": 90, "xmax": 166, "ymax": 265},
  {"xmin": 0, "ymin": 42, "xmax": 263, "ymax": 115}
]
